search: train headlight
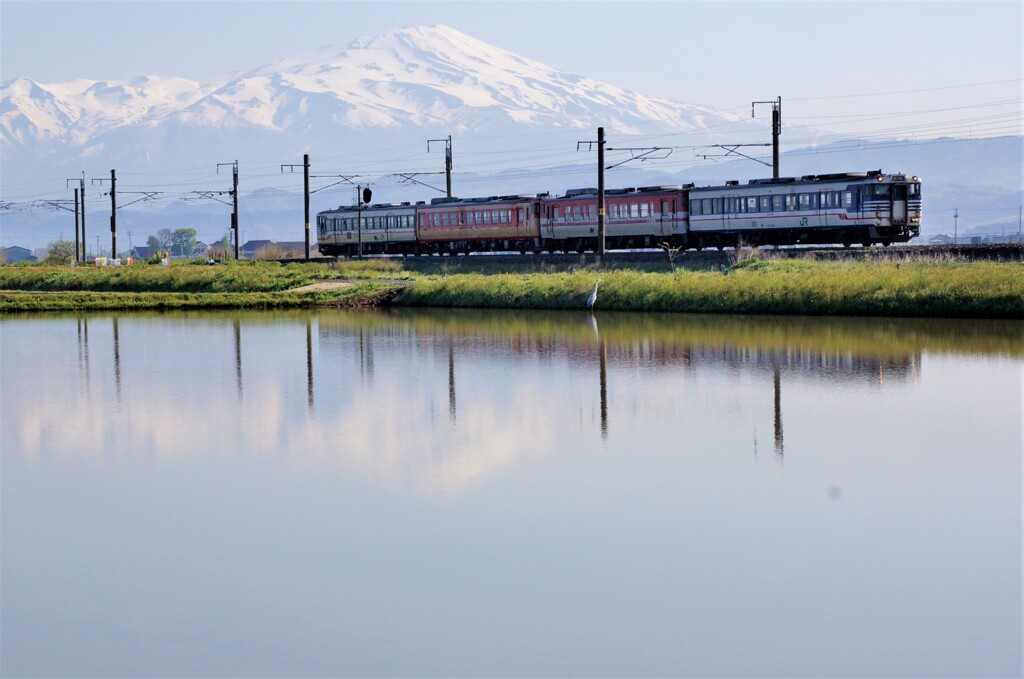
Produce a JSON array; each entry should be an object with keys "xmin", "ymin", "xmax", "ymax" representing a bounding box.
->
[{"xmin": 877, "ymin": 175, "xmax": 884, "ymax": 181}]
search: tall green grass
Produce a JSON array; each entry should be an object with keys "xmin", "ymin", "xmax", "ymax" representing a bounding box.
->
[
  {"xmin": 0, "ymin": 259, "xmax": 411, "ymax": 293},
  {"xmin": 395, "ymin": 259, "xmax": 1024, "ymax": 319},
  {"xmin": 2, "ymin": 257, "xmax": 1020, "ymax": 318}
]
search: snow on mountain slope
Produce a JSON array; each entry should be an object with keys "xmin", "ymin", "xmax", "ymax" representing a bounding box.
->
[
  {"xmin": 1, "ymin": 75, "xmax": 212, "ymax": 150},
  {"xmin": 3, "ymin": 25, "xmax": 752, "ymax": 148},
  {"xmin": 1, "ymin": 23, "xmax": 776, "ymax": 198},
  {"xmin": 194, "ymin": 24, "xmax": 743, "ymax": 134}
]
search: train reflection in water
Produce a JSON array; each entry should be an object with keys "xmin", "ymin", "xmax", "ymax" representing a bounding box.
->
[
  {"xmin": 316, "ymin": 309, "xmax": 936, "ymax": 459},
  {"xmin": 28, "ymin": 308, "xmax": 1022, "ymax": 493}
]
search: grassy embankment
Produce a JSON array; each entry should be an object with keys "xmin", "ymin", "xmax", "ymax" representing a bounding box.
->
[
  {"xmin": 0, "ymin": 260, "xmax": 409, "ymax": 312},
  {"xmin": 395, "ymin": 257, "xmax": 1024, "ymax": 319},
  {"xmin": 1, "ymin": 255, "xmax": 1021, "ymax": 318}
]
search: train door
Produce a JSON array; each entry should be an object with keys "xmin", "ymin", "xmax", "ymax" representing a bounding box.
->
[
  {"xmin": 891, "ymin": 184, "xmax": 908, "ymax": 225},
  {"xmin": 660, "ymin": 199, "xmax": 674, "ymax": 236},
  {"xmin": 723, "ymin": 194, "xmax": 735, "ymax": 234}
]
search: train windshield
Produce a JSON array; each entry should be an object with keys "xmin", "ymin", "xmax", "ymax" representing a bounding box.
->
[{"xmin": 909, "ymin": 183, "xmax": 921, "ymax": 197}]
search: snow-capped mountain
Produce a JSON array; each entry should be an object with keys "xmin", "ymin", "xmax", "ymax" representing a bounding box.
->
[{"xmin": 1, "ymin": 24, "xmax": 761, "ymax": 177}]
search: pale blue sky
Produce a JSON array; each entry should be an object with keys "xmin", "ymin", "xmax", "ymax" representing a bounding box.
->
[{"xmin": 2, "ymin": 0, "xmax": 1021, "ymax": 136}]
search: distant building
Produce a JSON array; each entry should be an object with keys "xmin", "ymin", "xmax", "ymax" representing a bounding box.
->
[
  {"xmin": 240, "ymin": 240, "xmax": 274, "ymax": 258},
  {"xmin": 131, "ymin": 245, "xmax": 158, "ymax": 259},
  {"xmin": 240, "ymin": 240, "xmax": 307, "ymax": 259},
  {"xmin": 2, "ymin": 246, "xmax": 37, "ymax": 263}
]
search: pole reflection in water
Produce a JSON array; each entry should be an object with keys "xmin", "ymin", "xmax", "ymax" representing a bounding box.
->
[
  {"xmin": 359, "ymin": 327, "xmax": 374, "ymax": 385},
  {"xmin": 448, "ymin": 335, "xmax": 456, "ymax": 423},
  {"xmin": 76, "ymin": 316, "xmax": 91, "ymax": 393},
  {"xmin": 589, "ymin": 313, "xmax": 608, "ymax": 438},
  {"xmin": 773, "ymin": 365, "xmax": 783, "ymax": 457},
  {"xmin": 598, "ymin": 335, "xmax": 608, "ymax": 439},
  {"xmin": 112, "ymin": 316, "xmax": 121, "ymax": 404},
  {"xmin": 233, "ymin": 318, "xmax": 243, "ymax": 403},
  {"xmin": 306, "ymin": 317, "xmax": 315, "ymax": 415}
]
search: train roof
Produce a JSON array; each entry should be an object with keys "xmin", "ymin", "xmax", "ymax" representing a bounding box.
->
[
  {"xmin": 552, "ymin": 185, "xmax": 691, "ymax": 200},
  {"xmin": 689, "ymin": 170, "xmax": 918, "ymax": 193}
]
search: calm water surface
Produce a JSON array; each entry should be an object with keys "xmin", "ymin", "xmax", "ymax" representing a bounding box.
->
[{"xmin": 1, "ymin": 309, "xmax": 1021, "ymax": 677}]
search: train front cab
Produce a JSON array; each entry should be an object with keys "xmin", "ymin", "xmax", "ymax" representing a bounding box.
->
[{"xmin": 862, "ymin": 174, "xmax": 922, "ymax": 245}]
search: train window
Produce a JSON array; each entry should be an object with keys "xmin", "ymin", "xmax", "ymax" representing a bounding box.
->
[
  {"xmin": 629, "ymin": 203, "xmax": 639, "ymax": 218},
  {"xmin": 759, "ymin": 196, "xmax": 771, "ymax": 212},
  {"xmin": 500, "ymin": 210, "xmax": 508, "ymax": 223},
  {"xmin": 799, "ymin": 194, "xmax": 811, "ymax": 210},
  {"xmin": 843, "ymin": 191, "xmax": 853, "ymax": 208},
  {"xmin": 909, "ymin": 183, "xmax": 921, "ymax": 197},
  {"xmin": 702, "ymin": 199, "xmax": 712, "ymax": 214},
  {"xmin": 690, "ymin": 200, "xmax": 701, "ymax": 216},
  {"xmin": 747, "ymin": 197, "xmax": 758, "ymax": 212},
  {"xmin": 518, "ymin": 208, "xmax": 524, "ymax": 223},
  {"xmin": 712, "ymin": 198, "xmax": 722, "ymax": 214},
  {"xmin": 785, "ymin": 195, "xmax": 798, "ymax": 211},
  {"xmin": 868, "ymin": 184, "xmax": 891, "ymax": 198},
  {"xmin": 772, "ymin": 195, "xmax": 784, "ymax": 211},
  {"xmin": 640, "ymin": 203, "xmax": 649, "ymax": 218}
]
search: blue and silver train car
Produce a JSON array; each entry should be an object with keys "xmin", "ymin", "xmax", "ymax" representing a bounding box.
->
[{"xmin": 687, "ymin": 171, "xmax": 921, "ymax": 248}]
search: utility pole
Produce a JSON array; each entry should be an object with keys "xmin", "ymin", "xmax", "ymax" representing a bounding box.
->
[
  {"xmin": 753, "ymin": 97, "xmax": 782, "ymax": 179},
  {"xmin": 91, "ymin": 170, "xmax": 117, "ymax": 258},
  {"xmin": 282, "ymin": 154, "xmax": 311, "ymax": 260},
  {"xmin": 597, "ymin": 126, "xmax": 606, "ymax": 259},
  {"xmin": 218, "ymin": 161, "xmax": 239, "ymax": 259},
  {"xmin": 954, "ymin": 208, "xmax": 959, "ymax": 245},
  {"xmin": 109, "ymin": 169, "xmax": 116, "ymax": 258},
  {"xmin": 577, "ymin": 129, "xmax": 608, "ymax": 259},
  {"xmin": 428, "ymin": 135, "xmax": 453, "ymax": 198},
  {"xmin": 67, "ymin": 174, "xmax": 86, "ymax": 262},
  {"xmin": 72, "ymin": 188, "xmax": 80, "ymax": 263}
]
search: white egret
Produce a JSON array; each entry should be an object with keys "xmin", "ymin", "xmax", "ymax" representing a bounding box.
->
[{"xmin": 587, "ymin": 279, "xmax": 602, "ymax": 310}]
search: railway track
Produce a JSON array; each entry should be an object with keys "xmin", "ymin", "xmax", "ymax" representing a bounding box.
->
[{"xmin": 281, "ymin": 243, "xmax": 1023, "ymax": 267}]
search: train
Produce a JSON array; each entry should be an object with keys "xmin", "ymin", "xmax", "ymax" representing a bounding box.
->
[{"xmin": 315, "ymin": 170, "xmax": 921, "ymax": 257}]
